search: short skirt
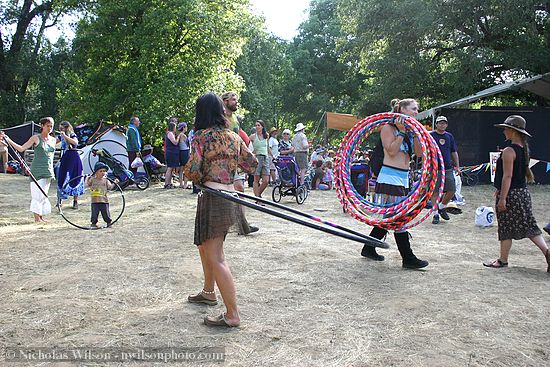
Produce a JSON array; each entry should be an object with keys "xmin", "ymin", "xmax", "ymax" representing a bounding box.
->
[
  {"xmin": 165, "ymin": 151, "xmax": 180, "ymax": 168},
  {"xmin": 194, "ymin": 190, "xmax": 239, "ymax": 245},
  {"xmin": 179, "ymin": 149, "xmax": 190, "ymax": 167},
  {"xmin": 375, "ymin": 165, "xmax": 409, "ymax": 197},
  {"xmin": 496, "ymin": 187, "xmax": 541, "ymax": 241}
]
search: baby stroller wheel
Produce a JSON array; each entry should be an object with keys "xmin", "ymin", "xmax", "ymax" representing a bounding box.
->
[
  {"xmin": 296, "ymin": 185, "xmax": 307, "ymax": 204},
  {"xmin": 135, "ymin": 176, "xmax": 150, "ymax": 190},
  {"xmin": 272, "ymin": 185, "xmax": 282, "ymax": 203}
]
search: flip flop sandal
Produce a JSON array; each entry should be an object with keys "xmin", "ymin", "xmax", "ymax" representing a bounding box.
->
[
  {"xmin": 483, "ymin": 259, "xmax": 508, "ymax": 268},
  {"xmin": 203, "ymin": 313, "xmax": 239, "ymax": 327}
]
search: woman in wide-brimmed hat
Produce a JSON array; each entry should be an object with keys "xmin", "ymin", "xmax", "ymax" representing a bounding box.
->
[{"xmin": 483, "ymin": 115, "xmax": 549, "ymax": 272}]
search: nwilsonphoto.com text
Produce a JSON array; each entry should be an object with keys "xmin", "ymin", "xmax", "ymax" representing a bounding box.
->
[{"xmin": 2, "ymin": 347, "xmax": 225, "ymax": 363}]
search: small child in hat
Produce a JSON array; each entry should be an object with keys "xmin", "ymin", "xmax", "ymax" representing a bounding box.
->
[{"xmin": 86, "ymin": 162, "xmax": 118, "ymax": 228}]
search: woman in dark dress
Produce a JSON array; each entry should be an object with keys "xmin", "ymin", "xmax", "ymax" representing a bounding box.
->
[{"xmin": 57, "ymin": 121, "xmax": 84, "ymax": 209}]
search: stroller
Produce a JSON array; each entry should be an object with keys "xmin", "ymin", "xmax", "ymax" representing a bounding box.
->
[
  {"xmin": 271, "ymin": 156, "xmax": 308, "ymax": 204},
  {"xmin": 92, "ymin": 148, "xmax": 149, "ymax": 190},
  {"xmin": 350, "ymin": 162, "xmax": 374, "ymax": 200}
]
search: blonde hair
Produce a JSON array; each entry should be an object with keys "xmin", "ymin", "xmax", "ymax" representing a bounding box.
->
[
  {"xmin": 519, "ymin": 134, "xmax": 535, "ymax": 183},
  {"xmin": 390, "ymin": 98, "xmax": 417, "ymax": 113},
  {"xmin": 221, "ymin": 91, "xmax": 237, "ymax": 101},
  {"xmin": 60, "ymin": 121, "xmax": 74, "ymax": 135}
]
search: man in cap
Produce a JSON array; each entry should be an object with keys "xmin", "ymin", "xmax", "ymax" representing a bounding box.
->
[
  {"xmin": 431, "ymin": 115, "xmax": 461, "ymax": 224},
  {"xmin": 141, "ymin": 144, "xmax": 167, "ymax": 174}
]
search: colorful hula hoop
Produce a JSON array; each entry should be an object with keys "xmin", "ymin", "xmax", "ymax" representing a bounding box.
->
[{"xmin": 335, "ymin": 112, "xmax": 445, "ymax": 231}]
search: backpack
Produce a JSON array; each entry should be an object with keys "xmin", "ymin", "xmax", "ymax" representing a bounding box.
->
[{"xmin": 369, "ymin": 137, "xmax": 384, "ymax": 177}]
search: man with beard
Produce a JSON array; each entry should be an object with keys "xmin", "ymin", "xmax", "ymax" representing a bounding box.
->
[{"xmin": 222, "ymin": 91, "xmax": 259, "ymax": 235}]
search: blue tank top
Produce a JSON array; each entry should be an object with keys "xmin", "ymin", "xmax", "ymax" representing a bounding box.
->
[{"xmin": 165, "ymin": 132, "xmax": 179, "ymax": 155}]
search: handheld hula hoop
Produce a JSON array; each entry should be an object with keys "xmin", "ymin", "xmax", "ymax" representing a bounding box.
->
[
  {"xmin": 198, "ymin": 185, "xmax": 388, "ymax": 249},
  {"xmin": 2, "ymin": 137, "xmax": 50, "ymax": 199},
  {"xmin": 335, "ymin": 112, "xmax": 445, "ymax": 231},
  {"xmin": 59, "ymin": 174, "xmax": 125, "ymax": 230}
]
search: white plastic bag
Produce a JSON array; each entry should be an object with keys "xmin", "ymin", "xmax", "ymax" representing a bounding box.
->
[
  {"xmin": 130, "ymin": 157, "xmax": 144, "ymax": 169},
  {"xmin": 475, "ymin": 206, "xmax": 495, "ymax": 227}
]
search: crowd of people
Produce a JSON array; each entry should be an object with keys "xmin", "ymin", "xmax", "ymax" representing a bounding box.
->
[{"xmin": 1, "ymin": 92, "xmax": 550, "ymax": 330}]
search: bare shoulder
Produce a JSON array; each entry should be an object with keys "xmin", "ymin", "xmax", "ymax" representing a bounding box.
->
[{"xmin": 501, "ymin": 146, "xmax": 516, "ymax": 160}]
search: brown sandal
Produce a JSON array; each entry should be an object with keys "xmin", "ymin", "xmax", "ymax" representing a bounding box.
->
[
  {"xmin": 188, "ymin": 292, "xmax": 217, "ymax": 306},
  {"xmin": 483, "ymin": 259, "xmax": 508, "ymax": 268},
  {"xmin": 204, "ymin": 313, "xmax": 239, "ymax": 327}
]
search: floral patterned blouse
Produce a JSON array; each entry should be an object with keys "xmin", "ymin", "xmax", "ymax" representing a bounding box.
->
[{"xmin": 184, "ymin": 126, "xmax": 258, "ymax": 185}]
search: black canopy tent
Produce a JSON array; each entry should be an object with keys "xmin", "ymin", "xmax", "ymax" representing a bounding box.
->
[
  {"xmin": 417, "ymin": 72, "xmax": 550, "ymax": 122},
  {"xmin": 416, "ymin": 72, "xmax": 550, "ymax": 184},
  {"xmin": 2, "ymin": 122, "xmax": 40, "ymax": 168}
]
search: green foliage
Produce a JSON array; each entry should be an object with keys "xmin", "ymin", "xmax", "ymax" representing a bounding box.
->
[
  {"xmin": 0, "ymin": 0, "xmax": 88, "ymax": 127},
  {"xmin": 235, "ymin": 32, "xmax": 295, "ymax": 132},
  {"xmin": 337, "ymin": 0, "xmax": 550, "ymax": 113},
  {"xmin": 281, "ymin": 0, "xmax": 366, "ymax": 142},
  {"xmin": 2, "ymin": 0, "xmax": 549, "ymax": 142},
  {"xmin": 60, "ymin": 0, "xmax": 257, "ymax": 145}
]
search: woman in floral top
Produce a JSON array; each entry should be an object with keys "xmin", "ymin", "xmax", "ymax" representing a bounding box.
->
[{"xmin": 184, "ymin": 92, "xmax": 258, "ymax": 328}]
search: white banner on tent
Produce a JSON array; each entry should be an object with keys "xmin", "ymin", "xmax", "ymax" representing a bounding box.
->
[
  {"xmin": 489, "ymin": 152, "xmax": 501, "ymax": 183},
  {"xmin": 529, "ymin": 158, "xmax": 539, "ymax": 168}
]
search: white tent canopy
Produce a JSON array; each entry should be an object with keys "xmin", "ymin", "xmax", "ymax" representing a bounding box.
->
[
  {"xmin": 79, "ymin": 128, "xmax": 129, "ymax": 175},
  {"xmin": 417, "ymin": 72, "xmax": 550, "ymax": 120}
]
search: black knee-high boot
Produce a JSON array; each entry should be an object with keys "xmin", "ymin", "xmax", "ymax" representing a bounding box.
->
[
  {"xmin": 361, "ymin": 226, "xmax": 387, "ymax": 261},
  {"xmin": 394, "ymin": 231, "xmax": 429, "ymax": 269}
]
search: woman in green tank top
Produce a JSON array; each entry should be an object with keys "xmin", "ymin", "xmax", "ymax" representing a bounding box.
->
[
  {"xmin": 1, "ymin": 117, "xmax": 56, "ymax": 222},
  {"xmin": 249, "ymin": 120, "xmax": 271, "ymax": 200}
]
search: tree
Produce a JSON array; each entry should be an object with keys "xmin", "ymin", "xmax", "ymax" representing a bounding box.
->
[
  {"xmin": 61, "ymin": 0, "xmax": 258, "ymax": 144},
  {"xmin": 337, "ymin": 0, "xmax": 550, "ymax": 113},
  {"xmin": 235, "ymin": 32, "xmax": 294, "ymax": 132},
  {"xmin": 0, "ymin": 0, "xmax": 85, "ymax": 126},
  {"xmin": 281, "ymin": 0, "xmax": 366, "ymax": 140}
]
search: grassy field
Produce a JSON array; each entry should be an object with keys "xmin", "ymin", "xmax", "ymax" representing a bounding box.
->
[{"xmin": 1, "ymin": 174, "xmax": 549, "ymax": 366}]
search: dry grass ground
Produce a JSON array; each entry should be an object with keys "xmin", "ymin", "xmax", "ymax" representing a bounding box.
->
[{"xmin": 0, "ymin": 173, "xmax": 549, "ymax": 366}]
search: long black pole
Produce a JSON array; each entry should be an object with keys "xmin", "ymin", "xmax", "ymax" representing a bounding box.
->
[
  {"xmin": 198, "ymin": 185, "xmax": 388, "ymax": 249},
  {"xmin": 238, "ymin": 190, "xmax": 384, "ymax": 246},
  {"xmin": 2, "ymin": 137, "xmax": 49, "ymax": 199}
]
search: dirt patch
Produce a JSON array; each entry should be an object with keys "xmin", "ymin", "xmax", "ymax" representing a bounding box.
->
[{"xmin": 1, "ymin": 174, "xmax": 549, "ymax": 366}]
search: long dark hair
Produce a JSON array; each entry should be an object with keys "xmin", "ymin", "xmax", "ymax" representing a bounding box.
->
[
  {"xmin": 256, "ymin": 119, "xmax": 268, "ymax": 139},
  {"xmin": 194, "ymin": 93, "xmax": 228, "ymax": 131}
]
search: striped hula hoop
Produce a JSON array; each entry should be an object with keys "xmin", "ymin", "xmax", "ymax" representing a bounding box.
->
[{"xmin": 335, "ymin": 112, "xmax": 445, "ymax": 231}]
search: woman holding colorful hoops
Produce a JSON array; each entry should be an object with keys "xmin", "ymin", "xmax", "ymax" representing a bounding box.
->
[{"xmin": 361, "ymin": 99, "xmax": 429, "ymax": 269}]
